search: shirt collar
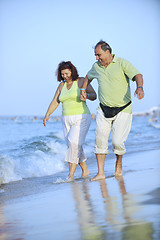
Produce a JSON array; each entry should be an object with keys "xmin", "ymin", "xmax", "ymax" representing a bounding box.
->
[{"xmin": 112, "ymin": 54, "xmax": 117, "ymax": 62}]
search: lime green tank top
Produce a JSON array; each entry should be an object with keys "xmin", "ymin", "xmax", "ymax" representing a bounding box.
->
[{"xmin": 59, "ymin": 81, "xmax": 90, "ymax": 116}]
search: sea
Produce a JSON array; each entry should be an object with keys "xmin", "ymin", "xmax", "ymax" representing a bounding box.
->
[{"xmin": 0, "ymin": 111, "xmax": 159, "ymax": 188}]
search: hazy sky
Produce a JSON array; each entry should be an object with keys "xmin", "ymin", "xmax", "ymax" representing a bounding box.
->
[{"xmin": 0, "ymin": 0, "xmax": 160, "ymax": 116}]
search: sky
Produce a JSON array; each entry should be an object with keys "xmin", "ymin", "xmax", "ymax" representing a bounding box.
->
[{"xmin": 0, "ymin": 0, "xmax": 160, "ymax": 116}]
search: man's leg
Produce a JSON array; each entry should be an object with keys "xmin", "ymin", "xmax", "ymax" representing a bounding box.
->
[
  {"xmin": 115, "ymin": 154, "xmax": 123, "ymax": 176},
  {"xmin": 91, "ymin": 154, "xmax": 106, "ymax": 181},
  {"xmin": 79, "ymin": 161, "xmax": 90, "ymax": 178},
  {"xmin": 92, "ymin": 109, "xmax": 112, "ymax": 181},
  {"xmin": 112, "ymin": 112, "xmax": 132, "ymax": 176}
]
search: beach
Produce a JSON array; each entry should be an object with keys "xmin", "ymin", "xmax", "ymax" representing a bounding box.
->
[
  {"xmin": 0, "ymin": 115, "xmax": 160, "ymax": 239},
  {"xmin": 0, "ymin": 149, "xmax": 160, "ymax": 240}
]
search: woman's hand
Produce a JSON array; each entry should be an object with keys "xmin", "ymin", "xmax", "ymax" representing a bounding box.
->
[
  {"xmin": 80, "ymin": 89, "xmax": 87, "ymax": 101},
  {"xmin": 43, "ymin": 116, "xmax": 50, "ymax": 127}
]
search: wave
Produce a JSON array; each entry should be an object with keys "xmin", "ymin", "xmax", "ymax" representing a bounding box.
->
[
  {"xmin": 0, "ymin": 141, "xmax": 66, "ymax": 184},
  {"xmin": 53, "ymin": 177, "xmax": 67, "ymax": 184},
  {"xmin": 149, "ymin": 122, "xmax": 160, "ymax": 129},
  {"xmin": 133, "ymin": 105, "xmax": 160, "ymax": 116},
  {"xmin": 0, "ymin": 155, "xmax": 22, "ymax": 184}
]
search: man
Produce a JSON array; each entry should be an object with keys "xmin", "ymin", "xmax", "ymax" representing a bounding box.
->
[{"xmin": 80, "ymin": 40, "xmax": 144, "ymax": 181}]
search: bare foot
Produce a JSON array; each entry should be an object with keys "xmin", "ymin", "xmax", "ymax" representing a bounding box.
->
[
  {"xmin": 91, "ymin": 173, "xmax": 105, "ymax": 181},
  {"xmin": 114, "ymin": 175, "xmax": 123, "ymax": 180},
  {"xmin": 114, "ymin": 170, "xmax": 123, "ymax": 176},
  {"xmin": 81, "ymin": 170, "xmax": 90, "ymax": 178},
  {"xmin": 66, "ymin": 175, "xmax": 74, "ymax": 182},
  {"xmin": 115, "ymin": 155, "xmax": 123, "ymax": 176}
]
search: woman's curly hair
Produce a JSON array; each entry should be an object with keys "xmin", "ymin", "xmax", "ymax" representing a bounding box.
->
[{"xmin": 56, "ymin": 61, "xmax": 79, "ymax": 82}]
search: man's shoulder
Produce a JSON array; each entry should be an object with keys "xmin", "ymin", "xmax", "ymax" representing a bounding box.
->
[
  {"xmin": 93, "ymin": 61, "xmax": 102, "ymax": 69},
  {"xmin": 93, "ymin": 61, "xmax": 99, "ymax": 67},
  {"xmin": 114, "ymin": 56, "xmax": 140, "ymax": 74},
  {"xmin": 114, "ymin": 56, "xmax": 132, "ymax": 68},
  {"xmin": 88, "ymin": 61, "xmax": 99, "ymax": 71},
  {"xmin": 87, "ymin": 62, "xmax": 100, "ymax": 78},
  {"xmin": 114, "ymin": 56, "xmax": 127, "ymax": 63}
]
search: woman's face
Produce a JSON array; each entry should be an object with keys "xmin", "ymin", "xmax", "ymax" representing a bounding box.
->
[{"xmin": 61, "ymin": 69, "xmax": 72, "ymax": 81}]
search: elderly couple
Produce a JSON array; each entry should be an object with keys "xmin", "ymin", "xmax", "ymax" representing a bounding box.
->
[{"xmin": 43, "ymin": 40, "xmax": 144, "ymax": 182}]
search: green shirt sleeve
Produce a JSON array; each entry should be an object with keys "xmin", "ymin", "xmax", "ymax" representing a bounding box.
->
[
  {"xmin": 87, "ymin": 63, "xmax": 98, "ymax": 81},
  {"xmin": 120, "ymin": 58, "xmax": 140, "ymax": 81}
]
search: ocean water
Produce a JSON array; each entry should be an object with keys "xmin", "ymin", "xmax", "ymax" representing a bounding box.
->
[{"xmin": 0, "ymin": 114, "xmax": 159, "ymax": 187}]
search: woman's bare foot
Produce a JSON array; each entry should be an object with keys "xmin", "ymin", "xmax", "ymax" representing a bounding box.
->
[
  {"xmin": 91, "ymin": 173, "xmax": 105, "ymax": 181},
  {"xmin": 66, "ymin": 175, "xmax": 74, "ymax": 182}
]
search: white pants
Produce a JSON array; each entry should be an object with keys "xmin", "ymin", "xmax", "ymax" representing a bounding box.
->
[
  {"xmin": 95, "ymin": 109, "xmax": 132, "ymax": 155},
  {"xmin": 62, "ymin": 114, "xmax": 91, "ymax": 164}
]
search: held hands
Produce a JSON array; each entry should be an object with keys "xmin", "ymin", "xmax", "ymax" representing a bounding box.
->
[
  {"xmin": 80, "ymin": 89, "xmax": 87, "ymax": 101},
  {"xmin": 134, "ymin": 87, "xmax": 144, "ymax": 100},
  {"xmin": 43, "ymin": 116, "xmax": 50, "ymax": 127}
]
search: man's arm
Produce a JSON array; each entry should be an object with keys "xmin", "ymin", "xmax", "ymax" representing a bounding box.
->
[{"xmin": 133, "ymin": 74, "xmax": 144, "ymax": 100}]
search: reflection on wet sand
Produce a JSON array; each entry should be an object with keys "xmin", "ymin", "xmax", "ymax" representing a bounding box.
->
[
  {"xmin": 72, "ymin": 181, "xmax": 106, "ymax": 240},
  {"xmin": 0, "ymin": 205, "xmax": 7, "ymax": 240},
  {"xmin": 0, "ymin": 204, "xmax": 24, "ymax": 240},
  {"xmin": 72, "ymin": 176, "xmax": 154, "ymax": 240},
  {"xmin": 116, "ymin": 176, "xmax": 154, "ymax": 240}
]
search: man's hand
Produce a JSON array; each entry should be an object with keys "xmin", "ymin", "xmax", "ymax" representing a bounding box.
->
[{"xmin": 134, "ymin": 88, "xmax": 144, "ymax": 100}]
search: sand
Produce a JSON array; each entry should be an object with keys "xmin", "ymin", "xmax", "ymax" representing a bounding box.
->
[{"xmin": 0, "ymin": 149, "xmax": 160, "ymax": 240}]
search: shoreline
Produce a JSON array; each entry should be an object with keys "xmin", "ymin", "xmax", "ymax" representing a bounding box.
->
[{"xmin": 0, "ymin": 149, "xmax": 160, "ymax": 240}]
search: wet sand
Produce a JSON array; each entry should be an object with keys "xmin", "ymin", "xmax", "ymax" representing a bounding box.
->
[{"xmin": 0, "ymin": 149, "xmax": 160, "ymax": 240}]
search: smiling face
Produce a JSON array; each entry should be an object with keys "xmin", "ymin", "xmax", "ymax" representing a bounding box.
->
[
  {"xmin": 94, "ymin": 45, "xmax": 110, "ymax": 66},
  {"xmin": 61, "ymin": 69, "xmax": 72, "ymax": 82}
]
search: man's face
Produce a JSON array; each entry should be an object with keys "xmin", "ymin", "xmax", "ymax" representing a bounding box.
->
[{"xmin": 94, "ymin": 45, "xmax": 109, "ymax": 66}]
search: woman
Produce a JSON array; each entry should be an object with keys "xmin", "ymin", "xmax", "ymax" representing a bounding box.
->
[{"xmin": 43, "ymin": 61, "xmax": 97, "ymax": 181}]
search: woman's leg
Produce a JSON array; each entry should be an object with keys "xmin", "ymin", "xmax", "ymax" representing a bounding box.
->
[
  {"xmin": 66, "ymin": 115, "xmax": 91, "ymax": 159},
  {"xmin": 77, "ymin": 115, "xmax": 91, "ymax": 177},
  {"xmin": 67, "ymin": 162, "xmax": 78, "ymax": 181},
  {"xmin": 63, "ymin": 115, "xmax": 91, "ymax": 178}
]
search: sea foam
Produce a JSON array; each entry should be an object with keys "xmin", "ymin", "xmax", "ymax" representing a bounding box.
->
[{"xmin": 0, "ymin": 150, "xmax": 65, "ymax": 185}]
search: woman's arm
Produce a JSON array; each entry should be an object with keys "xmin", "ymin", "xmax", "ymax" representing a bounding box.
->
[
  {"xmin": 43, "ymin": 82, "xmax": 64, "ymax": 126},
  {"xmin": 78, "ymin": 77, "xmax": 96, "ymax": 101},
  {"xmin": 85, "ymin": 84, "xmax": 97, "ymax": 101}
]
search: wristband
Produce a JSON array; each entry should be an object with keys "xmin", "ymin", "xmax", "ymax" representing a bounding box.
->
[
  {"xmin": 80, "ymin": 88, "xmax": 86, "ymax": 91},
  {"xmin": 137, "ymin": 86, "xmax": 143, "ymax": 90}
]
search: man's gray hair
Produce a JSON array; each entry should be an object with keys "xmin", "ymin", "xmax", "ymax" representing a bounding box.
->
[{"xmin": 95, "ymin": 40, "xmax": 112, "ymax": 54}]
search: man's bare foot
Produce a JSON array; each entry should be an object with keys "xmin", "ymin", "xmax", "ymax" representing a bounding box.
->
[
  {"xmin": 114, "ymin": 175, "xmax": 123, "ymax": 180},
  {"xmin": 115, "ymin": 155, "xmax": 123, "ymax": 176},
  {"xmin": 114, "ymin": 170, "xmax": 123, "ymax": 176},
  {"xmin": 81, "ymin": 170, "xmax": 90, "ymax": 178},
  {"xmin": 91, "ymin": 173, "xmax": 105, "ymax": 181}
]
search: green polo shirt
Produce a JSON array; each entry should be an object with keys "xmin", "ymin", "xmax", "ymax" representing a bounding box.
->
[{"xmin": 87, "ymin": 55, "xmax": 140, "ymax": 113}]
